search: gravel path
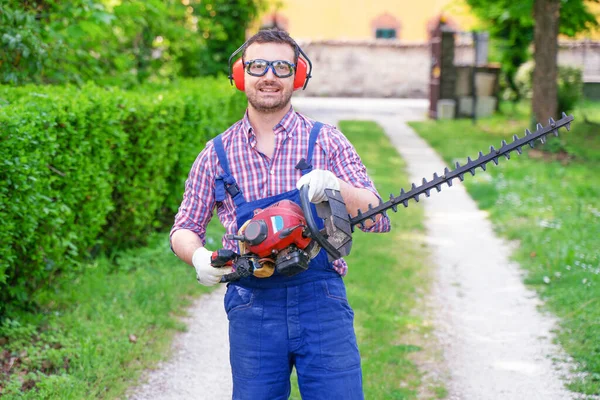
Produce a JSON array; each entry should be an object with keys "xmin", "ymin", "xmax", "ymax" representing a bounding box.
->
[
  {"xmin": 128, "ymin": 98, "xmax": 576, "ymax": 400},
  {"xmin": 371, "ymin": 109, "xmax": 575, "ymax": 400},
  {"xmin": 127, "ymin": 286, "xmax": 232, "ymax": 399}
]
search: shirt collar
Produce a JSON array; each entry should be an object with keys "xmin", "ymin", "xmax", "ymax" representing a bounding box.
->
[
  {"xmin": 241, "ymin": 106, "xmax": 300, "ymax": 143},
  {"xmin": 275, "ymin": 106, "xmax": 300, "ymax": 139},
  {"xmin": 241, "ymin": 109, "xmax": 253, "ymax": 140}
]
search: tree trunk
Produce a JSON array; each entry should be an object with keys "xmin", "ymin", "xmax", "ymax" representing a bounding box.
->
[{"xmin": 532, "ymin": 0, "xmax": 560, "ymax": 123}]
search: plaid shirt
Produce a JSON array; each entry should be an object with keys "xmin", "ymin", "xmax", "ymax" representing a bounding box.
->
[{"xmin": 170, "ymin": 106, "xmax": 391, "ymax": 276}]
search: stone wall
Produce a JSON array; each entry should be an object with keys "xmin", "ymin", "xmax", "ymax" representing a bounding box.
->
[
  {"xmin": 295, "ymin": 39, "xmax": 600, "ymax": 98},
  {"xmin": 558, "ymin": 40, "xmax": 600, "ymax": 82},
  {"xmin": 296, "ymin": 40, "xmax": 430, "ymax": 98}
]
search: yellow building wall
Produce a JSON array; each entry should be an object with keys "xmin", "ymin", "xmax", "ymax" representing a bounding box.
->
[
  {"xmin": 260, "ymin": 0, "xmax": 478, "ymax": 42},
  {"xmin": 256, "ymin": 0, "xmax": 599, "ymax": 42},
  {"xmin": 572, "ymin": 2, "xmax": 600, "ymax": 40}
]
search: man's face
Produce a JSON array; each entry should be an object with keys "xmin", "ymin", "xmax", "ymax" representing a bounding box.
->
[{"xmin": 243, "ymin": 42, "xmax": 296, "ymax": 114}]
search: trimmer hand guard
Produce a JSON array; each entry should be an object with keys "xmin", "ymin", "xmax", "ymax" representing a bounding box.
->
[{"xmin": 299, "ymin": 186, "xmax": 352, "ymax": 261}]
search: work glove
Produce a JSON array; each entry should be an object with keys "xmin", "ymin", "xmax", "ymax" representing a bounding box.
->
[
  {"xmin": 296, "ymin": 169, "xmax": 340, "ymax": 203},
  {"xmin": 192, "ymin": 247, "xmax": 233, "ymax": 286}
]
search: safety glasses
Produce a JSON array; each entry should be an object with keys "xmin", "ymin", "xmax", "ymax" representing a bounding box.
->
[{"xmin": 244, "ymin": 59, "xmax": 296, "ymax": 78}]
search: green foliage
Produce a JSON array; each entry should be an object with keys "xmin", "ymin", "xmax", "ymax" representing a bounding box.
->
[
  {"xmin": 560, "ymin": 0, "xmax": 600, "ymax": 37},
  {"xmin": 514, "ymin": 60, "xmax": 535, "ymax": 99},
  {"xmin": 466, "ymin": 0, "xmax": 597, "ymax": 102},
  {"xmin": 0, "ymin": 4, "xmax": 48, "ymax": 85},
  {"xmin": 0, "ymin": 87, "xmax": 120, "ymax": 307},
  {"xmin": 195, "ymin": 0, "xmax": 267, "ymax": 76},
  {"xmin": 466, "ymin": 1, "xmax": 534, "ymax": 101},
  {"xmin": 0, "ymin": 79, "xmax": 246, "ymax": 314},
  {"xmin": 0, "ymin": 0, "xmax": 265, "ymax": 86},
  {"xmin": 557, "ymin": 66, "xmax": 584, "ymax": 115}
]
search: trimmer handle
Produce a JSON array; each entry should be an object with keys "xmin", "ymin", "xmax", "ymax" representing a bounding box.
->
[
  {"xmin": 211, "ymin": 249, "xmax": 238, "ymax": 267},
  {"xmin": 210, "ymin": 249, "xmax": 242, "ymax": 283},
  {"xmin": 213, "ymin": 253, "xmax": 261, "ymax": 283},
  {"xmin": 299, "ymin": 185, "xmax": 353, "ymax": 261}
]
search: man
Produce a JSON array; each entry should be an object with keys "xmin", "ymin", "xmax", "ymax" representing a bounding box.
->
[{"xmin": 170, "ymin": 28, "xmax": 390, "ymax": 400}]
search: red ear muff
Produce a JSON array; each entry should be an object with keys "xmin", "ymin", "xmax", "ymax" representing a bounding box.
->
[
  {"xmin": 232, "ymin": 58, "xmax": 246, "ymax": 91},
  {"xmin": 293, "ymin": 58, "xmax": 308, "ymax": 91},
  {"xmin": 230, "ymin": 57, "xmax": 309, "ymax": 92}
]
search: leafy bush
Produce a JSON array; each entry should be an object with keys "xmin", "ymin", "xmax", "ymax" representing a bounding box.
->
[
  {"xmin": 0, "ymin": 0, "xmax": 265, "ymax": 86},
  {"xmin": 514, "ymin": 60, "xmax": 535, "ymax": 100},
  {"xmin": 0, "ymin": 87, "xmax": 123, "ymax": 308},
  {"xmin": 514, "ymin": 61, "xmax": 583, "ymax": 114},
  {"xmin": 0, "ymin": 79, "xmax": 246, "ymax": 314}
]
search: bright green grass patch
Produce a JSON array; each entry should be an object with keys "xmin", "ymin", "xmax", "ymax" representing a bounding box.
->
[
  {"xmin": 409, "ymin": 101, "xmax": 600, "ymax": 396},
  {"xmin": 0, "ymin": 219, "xmax": 225, "ymax": 399},
  {"xmin": 290, "ymin": 120, "xmax": 442, "ymax": 399}
]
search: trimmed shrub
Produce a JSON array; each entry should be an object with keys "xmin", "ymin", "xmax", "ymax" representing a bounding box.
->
[{"xmin": 0, "ymin": 79, "xmax": 246, "ymax": 313}]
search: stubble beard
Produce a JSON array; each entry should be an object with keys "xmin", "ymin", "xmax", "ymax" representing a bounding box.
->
[{"xmin": 247, "ymin": 85, "xmax": 293, "ymax": 114}]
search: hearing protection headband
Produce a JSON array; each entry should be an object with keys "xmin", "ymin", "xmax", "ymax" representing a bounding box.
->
[{"xmin": 227, "ymin": 40, "xmax": 313, "ymax": 90}]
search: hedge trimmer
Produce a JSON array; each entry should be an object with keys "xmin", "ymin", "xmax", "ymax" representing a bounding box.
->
[{"xmin": 211, "ymin": 114, "xmax": 574, "ymax": 282}]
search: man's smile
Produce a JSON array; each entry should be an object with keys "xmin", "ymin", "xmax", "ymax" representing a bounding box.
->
[{"xmin": 258, "ymin": 84, "xmax": 281, "ymax": 93}]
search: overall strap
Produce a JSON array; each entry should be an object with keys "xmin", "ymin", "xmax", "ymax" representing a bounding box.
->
[
  {"xmin": 295, "ymin": 121, "xmax": 323, "ymax": 175},
  {"xmin": 213, "ymin": 134, "xmax": 246, "ymax": 206}
]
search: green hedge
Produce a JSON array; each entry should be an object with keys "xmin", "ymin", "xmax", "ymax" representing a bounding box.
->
[{"xmin": 0, "ymin": 79, "xmax": 246, "ymax": 313}]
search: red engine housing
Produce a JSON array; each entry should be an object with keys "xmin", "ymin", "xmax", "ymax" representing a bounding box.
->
[{"xmin": 240, "ymin": 200, "xmax": 311, "ymax": 258}]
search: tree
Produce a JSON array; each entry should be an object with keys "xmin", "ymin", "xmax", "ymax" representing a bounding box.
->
[
  {"xmin": 466, "ymin": 0, "xmax": 598, "ymax": 109},
  {"xmin": 0, "ymin": 0, "xmax": 266, "ymax": 86},
  {"xmin": 532, "ymin": 0, "xmax": 600, "ymax": 121},
  {"xmin": 532, "ymin": 0, "xmax": 560, "ymax": 122},
  {"xmin": 0, "ymin": 3, "xmax": 49, "ymax": 85},
  {"xmin": 194, "ymin": 0, "xmax": 268, "ymax": 77}
]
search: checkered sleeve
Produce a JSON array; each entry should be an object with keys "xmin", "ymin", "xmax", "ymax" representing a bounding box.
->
[
  {"xmin": 170, "ymin": 142, "xmax": 217, "ymax": 247},
  {"xmin": 322, "ymin": 125, "xmax": 391, "ymax": 233}
]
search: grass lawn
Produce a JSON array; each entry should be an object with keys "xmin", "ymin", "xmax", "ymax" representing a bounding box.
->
[
  {"xmin": 409, "ymin": 101, "xmax": 600, "ymax": 396},
  {"xmin": 1, "ymin": 120, "xmax": 441, "ymax": 399}
]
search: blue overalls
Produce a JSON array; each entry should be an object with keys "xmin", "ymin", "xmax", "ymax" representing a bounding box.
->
[{"xmin": 213, "ymin": 122, "xmax": 364, "ymax": 400}]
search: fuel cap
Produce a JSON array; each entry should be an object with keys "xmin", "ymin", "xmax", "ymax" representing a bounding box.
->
[{"xmin": 244, "ymin": 220, "xmax": 268, "ymax": 245}]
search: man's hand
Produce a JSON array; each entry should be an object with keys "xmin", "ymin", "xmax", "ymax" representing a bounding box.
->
[
  {"xmin": 296, "ymin": 169, "xmax": 340, "ymax": 203},
  {"xmin": 192, "ymin": 247, "xmax": 233, "ymax": 286}
]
